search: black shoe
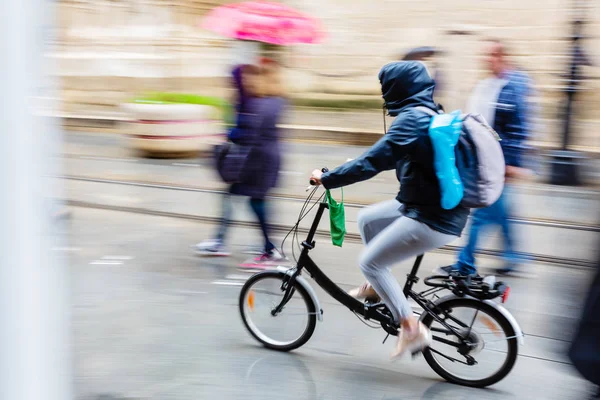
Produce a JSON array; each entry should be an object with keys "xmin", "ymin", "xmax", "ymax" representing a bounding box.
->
[
  {"xmin": 434, "ymin": 265, "xmax": 478, "ymax": 278},
  {"xmin": 433, "ymin": 265, "xmax": 459, "ymax": 276},
  {"xmin": 495, "ymin": 267, "xmax": 518, "ymax": 276}
]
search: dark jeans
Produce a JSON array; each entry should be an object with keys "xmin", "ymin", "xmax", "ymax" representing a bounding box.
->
[
  {"xmin": 455, "ymin": 187, "xmax": 521, "ymax": 275},
  {"xmin": 216, "ymin": 192, "xmax": 275, "ymax": 253}
]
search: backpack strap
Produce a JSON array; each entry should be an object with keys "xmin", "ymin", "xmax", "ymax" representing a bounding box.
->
[{"xmin": 415, "ymin": 106, "xmax": 441, "ymax": 116}]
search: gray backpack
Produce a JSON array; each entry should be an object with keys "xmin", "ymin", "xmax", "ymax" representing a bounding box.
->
[{"xmin": 417, "ymin": 107, "xmax": 506, "ymax": 209}]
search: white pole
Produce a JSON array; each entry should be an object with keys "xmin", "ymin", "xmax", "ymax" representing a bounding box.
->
[{"xmin": 0, "ymin": 0, "xmax": 72, "ymax": 399}]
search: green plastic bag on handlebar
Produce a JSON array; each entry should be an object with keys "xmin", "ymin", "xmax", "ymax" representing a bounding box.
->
[{"xmin": 325, "ymin": 189, "xmax": 346, "ymax": 247}]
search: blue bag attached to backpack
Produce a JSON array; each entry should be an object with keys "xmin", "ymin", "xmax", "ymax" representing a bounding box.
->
[
  {"xmin": 418, "ymin": 107, "xmax": 506, "ymax": 209},
  {"xmin": 427, "ymin": 110, "xmax": 464, "ymax": 210}
]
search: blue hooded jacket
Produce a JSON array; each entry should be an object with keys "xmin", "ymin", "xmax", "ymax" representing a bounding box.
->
[{"xmin": 321, "ymin": 61, "xmax": 469, "ymax": 236}]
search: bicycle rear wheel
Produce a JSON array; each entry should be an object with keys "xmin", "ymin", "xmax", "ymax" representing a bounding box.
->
[
  {"xmin": 239, "ymin": 271, "xmax": 317, "ymax": 352},
  {"xmin": 420, "ymin": 297, "xmax": 519, "ymax": 388}
]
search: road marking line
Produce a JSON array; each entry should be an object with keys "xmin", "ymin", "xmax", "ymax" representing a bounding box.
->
[
  {"xmin": 174, "ymin": 289, "xmax": 209, "ymax": 295},
  {"xmin": 79, "ymin": 156, "xmax": 139, "ymax": 163},
  {"xmin": 172, "ymin": 163, "xmax": 201, "ymax": 167},
  {"xmin": 211, "ymin": 280, "xmax": 244, "ymax": 286},
  {"xmin": 51, "ymin": 247, "xmax": 81, "ymax": 252},
  {"xmin": 101, "ymin": 255, "xmax": 134, "ymax": 260},
  {"xmin": 89, "ymin": 260, "xmax": 123, "ymax": 265},
  {"xmin": 225, "ymin": 274, "xmax": 251, "ymax": 280}
]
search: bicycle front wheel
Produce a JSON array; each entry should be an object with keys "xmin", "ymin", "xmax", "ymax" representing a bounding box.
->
[
  {"xmin": 239, "ymin": 271, "xmax": 317, "ymax": 352},
  {"xmin": 421, "ymin": 297, "xmax": 519, "ymax": 388}
]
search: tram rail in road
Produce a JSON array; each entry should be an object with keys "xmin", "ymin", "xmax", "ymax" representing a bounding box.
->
[
  {"xmin": 60, "ymin": 174, "xmax": 600, "ymax": 234},
  {"xmin": 59, "ymin": 173, "xmax": 598, "ymax": 270}
]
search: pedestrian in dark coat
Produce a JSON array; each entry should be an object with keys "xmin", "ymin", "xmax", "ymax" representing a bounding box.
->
[{"xmin": 195, "ymin": 60, "xmax": 286, "ymax": 263}]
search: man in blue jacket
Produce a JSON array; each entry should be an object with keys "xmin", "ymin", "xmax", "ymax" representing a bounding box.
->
[{"xmin": 438, "ymin": 40, "xmax": 532, "ymax": 277}]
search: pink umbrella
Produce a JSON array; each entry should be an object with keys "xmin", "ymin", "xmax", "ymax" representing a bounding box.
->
[{"xmin": 201, "ymin": 1, "xmax": 325, "ymax": 45}]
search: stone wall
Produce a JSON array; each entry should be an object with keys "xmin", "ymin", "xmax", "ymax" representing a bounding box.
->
[{"xmin": 52, "ymin": 0, "xmax": 600, "ymax": 148}]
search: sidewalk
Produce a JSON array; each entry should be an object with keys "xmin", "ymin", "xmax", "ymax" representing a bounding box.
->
[{"xmin": 55, "ymin": 107, "xmax": 600, "ymax": 156}]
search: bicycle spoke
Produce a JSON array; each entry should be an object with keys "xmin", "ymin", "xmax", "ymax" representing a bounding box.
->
[
  {"xmin": 444, "ymin": 312, "xmax": 469, "ymax": 328},
  {"xmin": 253, "ymin": 289, "xmax": 284, "ymax": 296},
  {"xmin": 432, "ymin": 335, "xmax": 461, "ymax": 348},
  {"xmin": 431, "ymin": 327, "xmax": 453, "ymax": 334},
  {"xmin": 429, "ymin": 347, "xmax": 475, "ymax": 366},
  {"xmin": 241, "ymin": 274, "xmax": 315, "ymax": 349},
  {"xmin": 467, "ymin": 309, "xmax": 480, "ymax": 336},
  {"xmin": 423, "ymin": 299, "xmax": 518, "ymax": 386},
  {"xmin": 484, "ymin": 335, "xmax": 522, "ymax": 343}
]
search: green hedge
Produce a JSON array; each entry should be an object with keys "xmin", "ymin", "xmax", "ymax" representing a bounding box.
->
[
  {"xmin": 290, "ymin": 97, "xmax": 383, "ymax": 110},
  {"xmin": 131, "ymin": 93, "xmax": 234, "ymax": 126}
]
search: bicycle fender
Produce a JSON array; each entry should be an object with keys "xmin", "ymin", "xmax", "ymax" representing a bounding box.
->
[
  {"xmin": 423, "ymin": 294, "xmax": 524, "ymax": 346},
  {"xmin": 277, "ymin": 266, "xmax": 323, "ymax": 322},
  {"xmin": 483, "ymin": 300, "xmax": 525, "ymax": 346}
]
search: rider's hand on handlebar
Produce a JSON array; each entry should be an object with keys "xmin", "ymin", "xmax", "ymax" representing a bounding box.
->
[{"xmin": 310, "ymin": 169, "xmax": 323, "ymax": 186}]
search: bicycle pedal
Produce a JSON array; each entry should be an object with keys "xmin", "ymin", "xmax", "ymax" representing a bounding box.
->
[
  {"xmin": 364, "ymin": 296, "xmax": 380, "ymax": 304},
  {"xmin": 411, "ymin": 350, "xmax": 422, "ymax": 359}
]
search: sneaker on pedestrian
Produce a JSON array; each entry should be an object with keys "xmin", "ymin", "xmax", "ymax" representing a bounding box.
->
[
  {"xmin": 239, "ymin": 248, "xmax": 288, "ymax": 270},
  {"xmin": 433, "ymin": 265, "xmax": 462, "ymax": 277},
  {"xmin": 391, "ymin": 322, "xmax": 432, "ymax": 360},
  {"xmin": 495, "ymin": 261, "xmax": 525, "ymax": 276},
  {"xmin": 495, "ymin": 267, "xmax": 517, "ymax": 276},
  {"xmin": 194, "ymin": 240, "xmax": 231, "ymax": 257},
  {"xmin": 434, "ymin": 265, "xmax": 478, "ymax": 278},
  {"xmin": 254, "ymin": 248, "xmax": 287, "ymax": 263}
]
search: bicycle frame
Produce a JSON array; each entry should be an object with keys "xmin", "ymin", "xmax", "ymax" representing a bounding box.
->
[
  {"xmin": 247, "ymin": 189, "xmax": 524, "ymax": 386},
  {"xmin": 276, "ymin": 197, "xmax": 458, "ymax": 338}
]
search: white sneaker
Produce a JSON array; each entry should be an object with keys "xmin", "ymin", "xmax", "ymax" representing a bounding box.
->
[
  {"xmin": 253, "ymin": 248, "xmax": 287, "ymax": 263},
  {"xmin": 194, "ymin": 240, "xmax": 231, "ymax": 257},
  {"xmin": 391, "ymin": 322, "xmax": 432, "ymax": 360},
  {"xmin": 239, "ymin": 248, "xmax": 287, "ymax": 267}
]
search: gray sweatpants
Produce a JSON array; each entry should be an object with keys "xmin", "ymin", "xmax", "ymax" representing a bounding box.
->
[{"xmin": 357, "ymin": 200, "xmax": 457, "ymax": 323}]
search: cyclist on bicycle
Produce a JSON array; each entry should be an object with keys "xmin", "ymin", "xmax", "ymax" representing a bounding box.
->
[{"xmin": 310, "ymin": 61, "xmax": 470, "ymax": 359}]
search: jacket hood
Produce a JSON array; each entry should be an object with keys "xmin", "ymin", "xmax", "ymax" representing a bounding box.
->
[{"xmin": 378, "ymin": 61, "xmax": 437, "ymax": 116}]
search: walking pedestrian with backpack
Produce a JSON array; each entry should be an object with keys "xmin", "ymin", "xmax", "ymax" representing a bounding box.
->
[{"xmin": 436, "ymin": 39, "xmax": 533, "ymax": 277}]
